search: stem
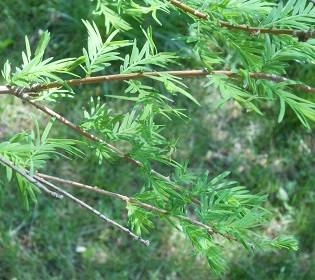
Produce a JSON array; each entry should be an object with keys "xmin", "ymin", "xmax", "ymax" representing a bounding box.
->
[
  {"xmin": 168, "ymin": 0, "xmax": 315, "ymax": 40},
  {"xmin": 0, "ymin": 155, "xmax": 63, "ymax": 200},
  {"xmin": 13, "ymin": 90, "xmax": 140, "ymax": 164},
  {"xmin": 36, "ymin": 172, "xmax": 167, "ymax": 214},
  {"xmin": 35, "ymin": 172, "xmax": 242, "ymax": 241},
  {"xmin": 33, "ymin": 174, "xmax": 150, "ymax": 246},
  {"xmin": 0, "ymin": 70, "xmax": 209, "ymax": 94},
  {"xmin": 1, "ymin": 70, "xmax": 314, "ymax": 95}
]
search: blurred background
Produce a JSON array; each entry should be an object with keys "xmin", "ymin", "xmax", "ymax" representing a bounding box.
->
[{"xmin": 0, "ymin": 0, "xmax": 314, "ymax": 279}]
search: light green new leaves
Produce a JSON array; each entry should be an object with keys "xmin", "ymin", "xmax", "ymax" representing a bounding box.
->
[
  {"xmin": 127, "ymin": 162, "xmax": 298, "ymax": 276},
  {"xmin": 191, "ymin": 171, "xmax": 269, "ymax": 227},
  {"xmin": 2, "ymin": 31, "xmax": 78, "ymax": 90},
  {"xmin": 15, "ymin": 171, "xmax": 40, "ymax": 211},
  {"xmin": 261, "ymin": 235, "xmax": 299, "ymax": 251},
  {"xmin": 276, "ymin": 89, "xmax": 315, "ymax": 128},
  {"xmin": 92, "ymin": 0, "xmax": 132, "ymax": 32},
  {"xmin": 180, "ymin": 220, "xmax": 230, "ymax": 275},
  {"xmin": 82, "ymin": 20, "xmax": 132, "ymax": 76},
  {"xmin": 92, "ymin": 0, "xmax": 170, "ymax": 32},
  {"xmin": 148, "ymin": 73, "xmax": 201, "ymax": 106},
  {"xmin": 120, "ymin": 27, "xmax": 177, "ymax": 74},
  {"xmin": 80, "ymin": 97, "xmax": 172, "ymax": 166},
  {"xmin": 1, "ymin": 117, "xmax": 83, "ymax": 175},
  {"xmin": 260, "ymin": 80, "xmax": 315, "ymax": 128},
  {"xmin": 209, "ymin": 0, "xmax": 273, "ymax": 24},
  {"xmin": 130, "ymin": 0, "xmax": 170, "ymax": 26},
  {"xmin": 126, "ymin": 203, "xmax": 155, "ymax": 236},
  {"xmin": 261, "ymin": 0, "xmax": 315, "ymax": 29},
  {"xmin": 80, "ymin": 96, "xmax": 141, "ymax": 141},
  {"xmin": 205, "ymin": 74, "xmax": 263, "ymax": 115},
  {"xmin": 173, "ymin": 169, "xmax": 275, "ymax": 265},
  {"xmin": 262, "ymin": 34, "xmax": 315, "ymax": 75},
  {"xmin": 108, "ymin": 80, "xmax": 187, "ymax": 120}
]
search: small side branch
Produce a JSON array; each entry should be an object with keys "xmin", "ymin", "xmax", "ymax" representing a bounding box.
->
[
  {"xmin": 168, "ymin": 0, "xmax": 315, "ymax": 40},
  {"xmin": 33, "ymin": 174, "xmax": 150, "ymax": 246},
  {"xmin": 35, "ymin": 172, "xmax": 241, "ymax": 241},
  {"xmin": 0, "ymin": 155, "xmax": 63, "ymax": 200},
  {"xmin": 12, "ymin": 89, "xmax": 142, "ymax": 166},
  {"xmin": 35, "ymin": 172, "xmax": 165, "ymax": 214}
]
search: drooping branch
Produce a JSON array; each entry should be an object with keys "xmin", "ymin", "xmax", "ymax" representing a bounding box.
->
[
  {"xmin": 1, "ymin": 70, "xmax": 314, "ymax": 95},
  {"xmin": 0, "ymin": 155, "xmax": 63, "ymax": 200},
  {"xmin": 36, "ymin": 172, "xmax": 169, "ymax": 214},
  {"xmin": 32, "ymin": 173, "xmax": 150, "ymax": 246},
  {"xmin": 168, "ymin": 0, "xmax": 315, "ymax": 41},
  {"xmin": 12, "ymin": 88, "xmax": 141, "ymax": 165},
  {"xmin": 35, "ymin": 172, "xmax": 244, "ymax": 241}
]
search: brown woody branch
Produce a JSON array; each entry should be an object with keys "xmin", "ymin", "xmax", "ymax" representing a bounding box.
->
[
  {"xmin": 35, "ymin": 172, "xmax": 243, "ymax": 241},
  {"xmin": 168, "ymin": 0, "xmax": 315, "ymax": 41},
  {"xmin": 0, "ymin": 70, "xmax": 314, "ymax": 95},
  {"xmin": 36, "ymin": 172, "xmax": 169, "ymax": 214},
  {"xmin": 0, "ymin": 70, "xmax": 209, "ymax": 95},
  {"xmin": 1, "ymin": 68, "xmax": 310, "ymax": 245},
  {"xmin": 12, "ymin": 88, "xmax": 142, "ymax": 165}
]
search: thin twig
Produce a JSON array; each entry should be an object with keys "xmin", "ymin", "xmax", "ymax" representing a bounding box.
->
[
  {"xmin": 1, "ymin": 70, "xmax": 314, "ymax": 95},
  {"xmin": 12, "ymin": 89, "xmax": 139, "ymax": 163},
  {"xmin": 35, "ymin": 172, "xmax": 167, "ymax": 214},
  {"xmin": 168, "ymin": 0, "xmax": 315, "ymax": 41},
  {"xmin": 33, "ymin": 174, "xmax": 150, "ymax": 246},
  {"xmin": 34, "ymin": 173, "xmax": 208, "ymax": 228},
  {"xmin": 35, "ymin": 172, "xmax": 242, "ymax": 241},
  {"xmin": 0, "ymin": 155, "xmax": 63, "ymax": 200}
]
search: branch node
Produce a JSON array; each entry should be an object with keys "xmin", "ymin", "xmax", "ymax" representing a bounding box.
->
[
  {"xmin": 30, "ymin": 83, "xmax": 41, "ymax": 92},
  {"xmin": 13, "ymin": 86, "xmax": 26, "ymax": 98}
]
